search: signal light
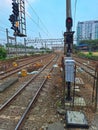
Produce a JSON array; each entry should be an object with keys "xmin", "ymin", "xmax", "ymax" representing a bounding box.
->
[
  {"xmin": 15, "ymin": 21, "xmax": 19, "ymax": 27},
  {"xmin": 9, "ymin": 14, "xmax": 16, "ymax": 31},
  {"xmin": 66, "ymin": 17, "xmax": 73, "ymax": 31},
  {"xmin": 11, "ymin": 26, "xmax": 15, "ymax": 30},
  {"xmin": 14, "ymin": 27, "xmax": 20, "ymax": 36},
  {"xmin": 9, "ymin": 1, "xmax": 20, "ymax": 36},
  {"xmin": 66, "ymin": 33, "xmax": 73, "ymax": 43},
  {"xmin": 12, "ymin": 2, "xmax": 19, "ymax": 19},
  {"xmin": 9, "ymin": 14, "xmax": 15, "ymax": 23},
  {"xmin": 64, "ymin": 32, "xmax": 74, "ymax": 44}
]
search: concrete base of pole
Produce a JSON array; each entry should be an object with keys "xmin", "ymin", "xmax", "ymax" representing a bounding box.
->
[{"xmin": 66, "ymin": 110, "xmax": 89, "ymax": 128}]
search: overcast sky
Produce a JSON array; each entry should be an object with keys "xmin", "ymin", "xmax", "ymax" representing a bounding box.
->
[{"xmin": 0, "ymin": 0, "xmax": 98, "ymax": 44}]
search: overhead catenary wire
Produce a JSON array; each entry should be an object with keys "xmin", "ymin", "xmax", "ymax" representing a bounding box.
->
[
  {"xmin": 25, "ymin": 0, "xmax": 52, "ymax": 37},
  {"xmin": 0, "ymin": 20, "xmax": 11, "ymax": 30},
  {"xmin": 25, "ymin": 11, "xmax": 50, "ymax": 37},
  {"xmin": 0, "ymin": 15, "xmax": 12, "ymax": 34},
  {"xmin": 0, "ymin": 28, "xmax": 6, "ymax": 33},
  {"xmin": 25, "ymin": 0, "xmax": 50, "ymax": 33},
  {"xmin": 0, "ymin": 25, "xmax": 13, "ymax": 35}
]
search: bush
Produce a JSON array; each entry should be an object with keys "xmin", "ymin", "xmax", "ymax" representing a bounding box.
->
[
  {"xmin": 0, "ymin": 47, "xmax": 7, "ymax": 59},
  {"xmin": 77, "ymin": 52, "xmax": 98, "ymax": 60}
]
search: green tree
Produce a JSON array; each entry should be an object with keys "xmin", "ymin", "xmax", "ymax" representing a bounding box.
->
[
  {"xmin": 0, "ymin": 47, "xmax": 7, "ymax": 59},
  {"xmin": 79, "ymin": 39, "xmax": 98, "ymax": 51}
]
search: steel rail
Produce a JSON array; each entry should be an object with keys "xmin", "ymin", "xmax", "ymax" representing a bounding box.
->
[
  {"xmin": 75, "ymin": 58, "xmax": 95, "ymax": 71},
  {"xmin": 0, "ymin": 54, "xmax": 57, "ymax": 111},
  {"xmin": 0, "ymin": 54, "xmax": 53, "ymax": 80},
  {"xmin": 15, "ymin": 54, "xmax": 59, "ymax": 130},
  {"xmin": 76, "ymin": 61, "xmax": 97, "ymax": 79}
]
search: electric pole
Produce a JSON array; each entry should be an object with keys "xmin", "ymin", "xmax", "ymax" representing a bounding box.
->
[
  {"xmin": 6, "ymin": 29, "xmax": 9, "ymax": 56},
  {"xmin": 64, "ymin": 0, "xmax": 75, "ymax": 101},
  {"xmin": 66, "ymin": 0, "xmax": 71, "ymax": 24}
]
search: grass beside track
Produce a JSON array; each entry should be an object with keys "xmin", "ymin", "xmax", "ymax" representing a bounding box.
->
[
  {"xmin": 77, "ymin": 51, "xmax": 98, "ymax": 61},
  {"xmin": 82, "ymin": 52, "xmax": 98, "ymax": 56}
]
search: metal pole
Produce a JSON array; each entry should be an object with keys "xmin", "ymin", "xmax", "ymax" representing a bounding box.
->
[
  {"xmin": 15, "ymin": 36, "xmax": 17, "ymax": 57},
  {"xmin": 95, "ymin": 65, "xmax": 98, "ymax": 111},
  {"xmin": 64, "ymin": 0, "xmax": 71, "ymax": 55},
  {"xmin": 6, "ymin": 28, "xmax": 10, "ymax": 57},
  {"xmin": 66, "ymin": 0, "xmax": 72, "ymax": 56},
  {"xmin": 24, "ymin": 38, "xmax": 27, "ymax": 56},
  {"xmin": 66, "ymin": 82, "xmax": 72, "ymax": 100},
  {"xmin": 65, "ymin": 0, "xmax": 73, "ymax": 101},
  {"xmin": 66, "ymin": 0, "xmax": 71, "ymax": 20}
]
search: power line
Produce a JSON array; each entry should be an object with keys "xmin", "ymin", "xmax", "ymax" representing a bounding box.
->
[
  {"xmin": 25, "ymin": 0, "xmax": 51, "ymax": 37},
  {"xmin": 25, "ymin": 11, "xmax": 49, "ymax": 37},
  {"xmin": 0, "ymin": 19, "xmax": 11, "ymax": 28},
  {"xmin": 25, "ymin": 0, "xmax": 49, "ymax": 32},
  {"xmin": 0, "ymin": 26, "xmax": 12, "ymax": 34},
  {"xmin": 0, "ymin": 27, "xmax": 6, "ymax": 33},
  {"xmin": 26, "ymin": 11, "xmax": 39, "ymax": 27}
]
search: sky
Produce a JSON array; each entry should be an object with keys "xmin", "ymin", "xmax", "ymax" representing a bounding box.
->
[{"xmin": 0, "ymin": 0, "xmax": 98, "ymax": 45}]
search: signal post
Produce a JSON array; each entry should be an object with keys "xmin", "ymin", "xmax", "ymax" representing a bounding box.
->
[
  {"xmin": 64, "ymin": 0, "xmax": 75, "ymax": 101},
  {"xmin": 9, "ymin": 0, "xmax": 26, "ymax": 37}
]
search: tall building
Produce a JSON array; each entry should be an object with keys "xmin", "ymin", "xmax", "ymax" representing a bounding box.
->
[{"xmin": 77, "ymin": 20, "xmax": 98, "ymax": 45}]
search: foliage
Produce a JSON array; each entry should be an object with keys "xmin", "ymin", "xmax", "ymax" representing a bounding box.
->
[
  {"xmin": 77, "ymin": 52, "xmax": 98, "ymax": 60},
  {"xmin": 0, "ymin": 47, "xmax": 7, "ymax": 59},
  {"xmin": 40, "ymin": 47, "xmax": 45, "ymax": 50},
  {"xmin": 79, "ymin": 39, "xmax": 98, "ymax": 51},
  {"xmin": 6, "ymin": 43, "xmax": 34, "ymax": 49},
  {"xmin": 73, "ymin": 44, "xmax": 80, "ymax": 54},
  {"xmin": 88, "ymin": 51, "xmax": 93, "ymax": 56}
]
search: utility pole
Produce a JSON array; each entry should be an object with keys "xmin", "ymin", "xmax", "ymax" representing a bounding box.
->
[
  {"xmin": 6, "ymin": 29, "xmax": 9, "ymax": 55},
  {"xmin": 66, "ymin": 0, "xmax": 71, "ymax": 24},
  {"xmin": 15, "ymin": 36, "xmax": 17, "ymax": 57},
  {"xmin": 64, "ymin": 0, "xmax": 72, "ymax": 55},
  {"xmin": 24, "ymin": 38, "xmax": 27, "ymax": 56},
  {"xmin": 6, "ymin": 28, "xmax": 9, "ymax": 44},
  {"xmin": 64, "ymin": 0, "xmax": 75, "ymax": 101}
]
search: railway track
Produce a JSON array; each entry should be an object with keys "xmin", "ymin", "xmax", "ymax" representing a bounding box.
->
[
  {"xmin": 0, "ymin": 53, "xmax": 56, "ymax": 106},
  {"xmin": 0, "ymin": 53, "xmax": 59, "ymax": 130},
  {"xmin": 73, "ymin": 57, "xmax": 97, "ymax": 79},
  {"xmin": 73, "ymin": 55, "xmax": 98, "ymax": 67},
  {"xmin": 0, "ymin": 54, "xmax": 53, "ymax": 80}
]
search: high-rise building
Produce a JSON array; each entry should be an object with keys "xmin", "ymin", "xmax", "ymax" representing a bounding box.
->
[{"xmin": 77, "ymin": 20, "xmax": 98, "ymax": 45}]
